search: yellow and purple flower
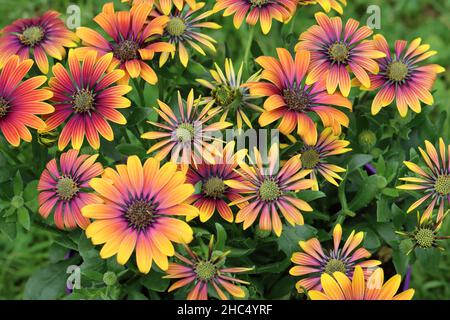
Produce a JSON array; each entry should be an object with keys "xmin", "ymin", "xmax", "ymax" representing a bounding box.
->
[
  {"xmin": 213, "ymin": 0, "xmax": 298, "ymax": 35},
  {"xmin": 0, "ymin": 11, "xmax": 78, "ymax": 74},
  {"xmin": 0, "ymin": 56, "xmax": 54, "ymax": 146},
  {"xmin": 38, "ymin": 149, "xmax": 103, "ymax": 230},
  {"xmin": 397, "ymin": 139, "xmax": 450, "ymax": 223},
  {"xmin": 82, "ymin": 156, "xmax": 199, "ymax": 274},
  {"xmin": 76, "ymin": 2, "xmax": 174, "ymax": 85},
  {"xmin": 122, "ymin": 0, "xmax": 198, "ymax": 15},
  {"xmin": 361, "ymin": 35, "xmax": 445, "ymax": 117},
  {"xmin": 245, "ymin": 48, "xmax": 352, "ymax": 141},
  {"xmin": 308, "ymin": 265, "xmax": 415, "ymax": 300},
  {"xmin": 295, "ymin": 12, "xmax": 385, "ymax": 97},
  {"xmin": 157, "ymin": 2, "xmax": 221, "ymax": 68},
  {"xmin": 165, "ymin": 236, "xmax": 252, "ymax": 300},
  {"xmin": 45, "ymin": 50, "xmax": 131, "ymax": 151},
  {"xmin": 186, "ymin": 142, "xmax": 248, "ymax": 223},
  {"xmin": 397, "ymin": 211, "xmax": 450, "ymax": 255},
  {"xmin": 295, "ymin": 127, "xmax": 351, "ymax": 190},
  {"xmin": 224, "ymin": 144, "xmax": 314, "ymax": 236},
  {"xmin": 289, "ymin": 224, "xmax": 380, "ymax": 292},
  {"xmin": 298, "ymin": 0, "xmax": 346, "ymax": 14},
  {"xmin": 141, "ymin": 89, "xmax": 231, "ymax": 164},
  {"xmin": 197, "ymin": 58, "xmax": 262, "ymax": 129}
]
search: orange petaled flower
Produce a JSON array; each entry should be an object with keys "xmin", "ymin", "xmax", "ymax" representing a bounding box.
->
[
  {"xmin": 141, "ymin": 90, "xmax": 231, "ymax": 164},
  {"xmin": 165, "ymin": 236, "xmax": 253, "ymax": 300},
  {"xmin": 0, "ymin": 11, "xmax": 78, "ymax": 74},
  {"xmin": 197, "ymin": 58, "xmax": 263, "ymax": 129},
  {"xmin": 224, "ymin": 144, "xmax": 314, "ymax": 236},
  {"xmin": 76, "ymin": 2, "xmax": 174, "ymax": 85},
  {"xmin": 397, "ymin": 139, "xmax": 450, "ymax": 224},
  {"xmin": 295, "ymin": 127, "xmax": 351, "ymax": 190},
  {"xmin": 298, "ymin": 0, "xmax": 347, "ymax": 14},
  {"xmin": 186, "ymin": 141, "xmax": 248, "ymax": 223},
  {"xmin": 308, "ymin": 266, "xmax": 415, "ymax": 300},
  {"xmin": 360, "ymin": 35, "xmax": 445, "ymax": 117},
  {"xmin": 295, "ymin": 12, "xmax": 386, "ymax": 97},
  {"xmin": 45, "ymin": 50, "xmax": 131, "ymax": 151},
  {"xmin": 214, "ymin": 0, "xmax": 298, "ymax": 35},
  {"xmin": 38, "ymin": 150, "xmax": 103, "ymax": 230},
  {"xmin": 156, "ymin": 2, "xmax": 221, "ymax": 68},
  {"xmin": 245, "ymin": 48, "xmax": 352, "ymax": 141},
  {"xmin": 0, "ymin": 56, "xmax": 53, "ymax": 146},
  {"xmin": 82, "ymin": 156, "xmax": 199, "ymax": 274},
  {"xmin": 289, "ymin": 224, "xmax": 380, "ymax": 292}
]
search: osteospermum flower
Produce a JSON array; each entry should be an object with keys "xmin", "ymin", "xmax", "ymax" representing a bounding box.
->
[
  {"xmin": 141, "ymin": 89, "xmax": 231, "ymax": 164},
  {"xmin": 0, "ymin": 11, "xmax": 78, "ymax": 74},
  {"xmin": 225, "ymin": 144, "xmax": 314, "ymax": 236},
  {"xmin": 245, "ymin": 48, "xmax": 352, "ymax": 140},
  {"xmin": 361, "ymin": 35, "xmax": 445, "ymax": 117},
  {"xmin": 298, "ymin": 0, "xmax": 346, "ymax": 14},
  {"xmin": 157, "ymin": 2, "xmax": 221, "ymax": 68},
  {"xmin": 76, "ymin": 2, "xmax": 174, "ymax": 85},
  {"xmin": 186, "ymin": 141, "xmax": 247, "ymax": 223},
  {"xmin": 38, "ymin": 149, "xmax": 103, "ymax": 230},
  {"xmin": 397, "ymin": 211, "xmax": 450, "ymax": 255},
  {"xmin": 296, "ymin": 127, "xmax": 351, "ymax": 190},
  {"xmin": 0, "ymin": 56, "xmax": 53, "ymax": 146},
  {"xmin": 213, "ymin": 0, "xmax": 298, "ymax": 35},
  {"xmin": 196, "ymin": 58, "xmax": 262, "ymax": 129},
  {"xmin": 122, "ymin": 0, "xmax": 198, "ymax": 14},
  {"xmin": 45, "ymin": 50, "xmax": 131, "ymax": 151},
  {"xmin": 82, "ymin": 156, "xmax": 199, "ymax": 274},
  {"xmin": 289, "ymin": 224, "xmax": 380, "ymax": 292},
  {"xmin": 397, "ymin": 139, "xmax": 450, "ymax": 223},
  {"xmin": 165, "ymin": 236, "xmax": 252, "ymax": 300},
  {"xmin": 295, "ymin": 12, "xmax": 386, "ymax": 97},
  {"xmin": 308, "ymin": 265, "xmax": 415, "ymax": 300}
]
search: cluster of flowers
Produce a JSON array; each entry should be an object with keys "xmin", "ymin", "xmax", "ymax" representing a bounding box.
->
[{"xmin": 0, "ymin": 0, "xmax": 446, "ymax": 300}]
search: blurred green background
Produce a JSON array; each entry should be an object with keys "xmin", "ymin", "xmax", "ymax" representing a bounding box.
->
[{"xmin": 0, "ymin": 0, "xmax": 449, "ymax": 299}]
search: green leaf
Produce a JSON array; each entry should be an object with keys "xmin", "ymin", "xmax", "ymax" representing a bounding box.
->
[
  {"xmin": 215, "ymin": 223, "xmax": 227, "ymax": 251},
  {"xmin": 24, "ymin": 180, "xmax": 38, "ymax": 201},
  {"xmin": 116, "ymin": 144, "xmax": 147, "ymax": 158},
  {"xmin": 127, "ymin": 108, "xmax": 154, "ymax": 126},
  {"xmin": 349, "ymin": 175, "xmax": 387, "ymax": 211},
  {"xmin": 0, "ymin": 218, "xmax": 16, "ymax": 240},
  {"xmin": 13, "ymin": 170, "xmax": 23, "ymax": 196},
  {"xmin": 296, "ymin": 190, "xmax": 326, "ymax": 202},
  {"xmin": 376, "ymin": 198, "xmax": 390, "ymax": 222},
  {"xmin": 141, "ymin": 271, "xmax": 170, "ymax": 292},
  {"xmin": 17, "ymin": 207, "xmax": 30, "ymax": 230},
  {"xmin": 277, "ymin": 224, "xmax": 317, "ymax": 257},
  {"xmin": 347, "ymin": 154, "xmax": 373, "ymax": 173}
]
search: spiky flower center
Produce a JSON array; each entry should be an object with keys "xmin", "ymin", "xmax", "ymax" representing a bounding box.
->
[
  {"xmin": 250, "ymin": 0, "xmax": 268, "ymax": 6},
  {"xmin": 203, "ymin": 177, "xmax": 226, "ymax": 198},
  {"xmin": 72, "ymin": 89, "xmax": 95, "ymax": 113},
  {"xmin": 259, "ymin": 178, "xmax": 282, "ymax": 202},
  {"xmin": 387, "ymin": 61, "xmax": 409, "ymax": 82},
  {"xmin": 0, "ymin": 97, "xmax": 10, "ymax": 118},
  {"xmin": 125, "ymin": 200, "xmax": 154, "ymax": 230},
  {"xmin": 283, "ymin": 88, "xmax": 311, "ymax": 112},
  {"xmin": 20, "ymin": 26, "xmax": 45, "ymax": 46},
  {"xmin": 195, "ymin": 261, "xmax": 217, "ymax": 281},
  {"xmin": 167, "ymin": 18, "xmax": 187, "ymax": 37},
  {"xmin": 414, "ymin": 228, "xmax": 435, "ymax": 248},
  {"xmin": 324, "ymin": 258, "xmax": 346, "ymax": 275},
  {"xmin": 301, "ymin": 148, "xmax": 320, "ymax": 169},
  {"xmin": 435, "ymin": 175, "xmax": 450, "ymax": 196},
  {"xmin": 328, "ymin": 42, "xmax": 349, "ymax": 63},
  {"xmin": 176, "ymin": 123, "xmax": 195, "ymax": 143},
  {"xmin": 114, "ymin": 40, "xmax": 139, "ymax": 62},
  {"xmin": 213, "ymin": 85, "xmax": 235, "ymax": 106},
  {"xmin": 56, "ymin": 176, "xmax": 79, "ymax": 201}
]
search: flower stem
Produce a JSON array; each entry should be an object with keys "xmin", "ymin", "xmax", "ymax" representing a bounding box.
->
[{"xmin": 243, "ymin": 26, "xmax": 255, "ymax": 66}]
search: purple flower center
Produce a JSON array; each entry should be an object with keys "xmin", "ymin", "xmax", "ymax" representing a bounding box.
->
[
  {"xmin": 125, "ymin": 199, "xmax": 154, "ymax": 230},
  {"xmin": 114, "ymin": 40, "xmax": 140, "ymax": 62},
  {"xmin": 0, "ymin": 97, "xmax": 9, "ymax": 118},
  {"xmin": 283, "ymin": 88, "xmax": 311, "ymax": 112},
  {"xmin": 20, "ymin": 26, "xmax": 45, "ymax": 47}
]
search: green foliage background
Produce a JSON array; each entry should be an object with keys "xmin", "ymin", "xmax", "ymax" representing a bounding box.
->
[{"xmin": 0, "ymin": 0, "xmax": 449, "ymax": 300}]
